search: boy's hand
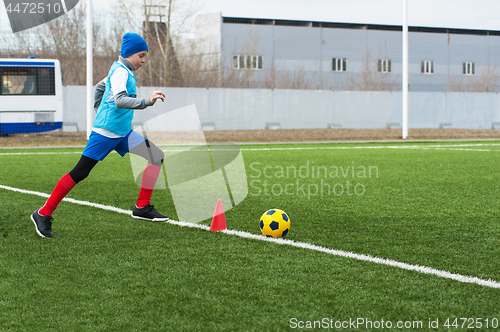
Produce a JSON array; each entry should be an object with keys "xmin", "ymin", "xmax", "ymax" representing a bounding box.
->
[{"xmin": 150, "ymin": 91, "xmax": 165, "ymax": 105}]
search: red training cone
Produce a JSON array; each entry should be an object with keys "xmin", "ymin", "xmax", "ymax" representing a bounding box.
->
[{"xmin": 209, "ymin": 199, "xmax": 227, "ymax": 231}]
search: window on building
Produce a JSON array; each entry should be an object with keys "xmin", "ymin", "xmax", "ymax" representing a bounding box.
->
[
  {"xmin": 232, "ymin": 55, "xmax": 246, "ymax": 69},
  {"xmin": 421, "ymin": 61, "xmax": 435, "ymax": 74},
  {"xmin": 232, "ymin": 55, "xmax": 240, "ymax": 69},
  {"xmin": 463, "ymin": 62, "xmax": 475, "ymax": 75},
  {"xmin": 332, "ymin": 58, "xmax": 348, "ymax": 72},
  {"xmin": 239, "ymin": 55, "xmax": 246, "ymax": 69},
  {"xmin": 233, "ymin": 55, "xmax": 263, "ymax": 70},
  {"xmin": 378, "ymin": 59, "xmax": 392, "ymax": 73},
  {"xmin": 251, "ymin": 55, "xmax": 263, "ymax": 69}
]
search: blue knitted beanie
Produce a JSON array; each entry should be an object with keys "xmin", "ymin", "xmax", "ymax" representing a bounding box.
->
[{"xmin": 121, "ymin": 33, "xmax": 148, "ymax": 58}]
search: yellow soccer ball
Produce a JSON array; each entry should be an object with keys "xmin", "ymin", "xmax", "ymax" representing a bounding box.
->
[{"xmin": 259, "ymin": 209, "xmax": 290, "ymax": 238}]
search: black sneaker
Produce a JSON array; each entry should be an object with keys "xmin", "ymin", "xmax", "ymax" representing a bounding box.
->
[
  {"xmin": 132, "ymin": 203, "xmax": 169, "ymax": 221},
  {"xmin": 31, "ymin": 209, "xmax": 53, "ymax": 238}
]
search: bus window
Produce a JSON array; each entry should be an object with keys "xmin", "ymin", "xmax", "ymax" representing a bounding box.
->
[
  {"xmin": 37, "ymin": 67, "xmax": 55, "ymax": 95},
  {"xmin": 0, "ymin": 67, "xmax": 55, "ymax": 95},
  {"xmin": 2, "ymin": 68, "xmax": 36, "ymax": 95}
]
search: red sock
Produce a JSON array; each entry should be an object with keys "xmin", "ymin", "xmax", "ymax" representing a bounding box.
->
[
  {"xmin": 39, "ymin": 173, "xmax": 76, "ymax": 216},
  {"xmin": 136, "ymin": 164, "xmax": 162, "ymax": 208}
]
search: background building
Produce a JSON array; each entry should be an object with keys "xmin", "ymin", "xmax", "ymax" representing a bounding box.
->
[{"xmin": 194, "ymin": 12, "xmax": 500, "ymax": 92}]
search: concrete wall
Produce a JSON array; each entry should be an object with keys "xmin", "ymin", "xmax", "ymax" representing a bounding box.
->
[{"xmin": 63, "ymin": 86, "xmax": 500, "ymax": 132}]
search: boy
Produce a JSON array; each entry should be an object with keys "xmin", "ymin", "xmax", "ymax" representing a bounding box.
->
[{"xmin": 31, "ymin": 32, "xmax": 169, "ymax": 238}]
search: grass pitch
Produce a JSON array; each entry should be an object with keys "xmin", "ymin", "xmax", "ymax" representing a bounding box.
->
[{"xmin": 0, "ymin": 141, "xmax": 499, "ymax": 331}]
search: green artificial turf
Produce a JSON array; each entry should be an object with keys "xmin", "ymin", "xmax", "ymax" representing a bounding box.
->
[{"xmin": 0, "ymin": 141, "xmax": 499, "ymax": 331}]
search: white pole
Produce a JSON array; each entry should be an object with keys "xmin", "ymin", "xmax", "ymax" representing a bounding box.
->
[
  {"xmin": 402, "ymin": 0, "xmax": 409, "ymax": 139},
  {"xmin": 86, "ymin": 0, "xmax": 93, "ymax": 139}
]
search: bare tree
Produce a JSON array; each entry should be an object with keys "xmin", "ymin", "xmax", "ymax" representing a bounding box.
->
[
  {"xmin": 448, "ymin": 65, "xmax": 500, "ymax": 92},
  {"xmin": 216, "ymin": 28, "xmax": 331, "ymax": 90},
  {"xmin": 116, "ymin": 0, "xmax": 200, "ymax": 87},
  {"xmin": 262, "ymin": 59, "xmax": 331, "ymax": 90},
  {"xmin": 344, "ymin": 52, "xmax": 399, "ymax": 91},
  {"xmin": 0, "ymin": 3, "xmax": 125, "ymax": 85},
  {"xmin": 219, "ymin": 29, "xmax": 262, "ymax": 88},
  {"xmin": 1, "ymin": 2, "xmax": 346, "ymax": 91},
  {"xmin": 140, "ymin": 0, "xmax": 183, "ymax": 86}
]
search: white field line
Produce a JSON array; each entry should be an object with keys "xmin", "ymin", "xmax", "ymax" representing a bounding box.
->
[
  {"xmin": 164, "ymin": 143, "xmax": 500, "ymax": 153},
  {"xmin": 1, "ymin": 183, "xmax": 499, "ymax": 289},
  {"xmin": 2, "ymin": 143, "xmax": 500, "ymax": 156},
  {"xmin": 0, "ymin": 151, "xmax": 83, "ymax": 156},
  {"xmin": 419, "ymin": 148, "xmax": 497, "ymax": 152}
]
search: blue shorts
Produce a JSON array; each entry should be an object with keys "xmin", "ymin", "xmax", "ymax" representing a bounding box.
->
[{"xmin": 83, "ymin": 130, "xmax": 146, "ymax": 161}]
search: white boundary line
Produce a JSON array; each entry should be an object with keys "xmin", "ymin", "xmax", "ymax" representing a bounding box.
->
[
  {"xmin": 3, "ymin": 143, "xmax": 500, "ymax": 156},
  {"xmin": 2, "ymin": 138, "xmax": 500, "ymax": 151},
  {"xmin": 0, "ymin": 151, "xmax": 83, "ymax": 156},
  {"xmin": 1, "ymin": 183, "xmax": 499, "ymax": 289}
]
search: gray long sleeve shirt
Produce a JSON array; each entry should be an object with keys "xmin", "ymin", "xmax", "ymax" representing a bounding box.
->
[{"xmin": 94, "ymin": 56, "xmax": 152, "ymax": 111}]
